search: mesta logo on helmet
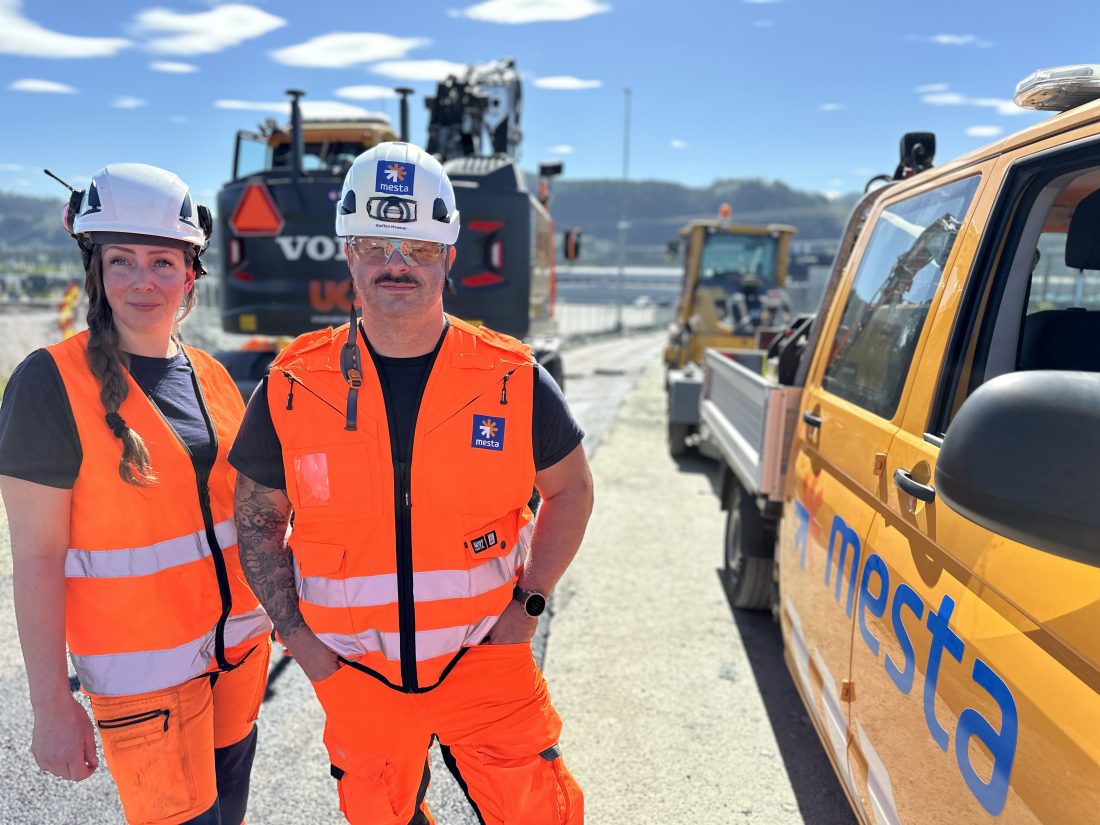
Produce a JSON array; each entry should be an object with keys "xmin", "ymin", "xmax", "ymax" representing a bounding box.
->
[{"xmin": 336, "ymin": 142, "xmax": 460, "ymax": 245}]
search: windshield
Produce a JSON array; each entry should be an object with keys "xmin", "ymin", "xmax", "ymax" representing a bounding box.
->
[
  {"xmin": 270, "ymin": 140, "xmax": 371, "ymax": 174},
  {"xmin": 698, "ymin": 232, "xmax": 779, "ymax": 292}
]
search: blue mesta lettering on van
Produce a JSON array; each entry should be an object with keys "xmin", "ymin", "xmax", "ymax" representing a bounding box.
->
[
  {"xmin": 794, "ymin": 503, "xmax": 1019, "ymax": 816},
  {"xmin": 376, "ymin": 160, "xmax": 414, "ymax": 195},
  {"xmin": 471, "ymin": 414, "xmax": 505, "ymax": 451}
]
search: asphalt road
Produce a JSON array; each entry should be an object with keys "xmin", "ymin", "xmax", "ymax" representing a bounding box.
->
[{"xmin": 0, "ymin": 331, "xmax": 855, "ymax": 824}]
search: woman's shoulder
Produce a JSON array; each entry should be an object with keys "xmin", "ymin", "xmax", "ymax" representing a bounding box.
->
[{"xmin": 5, "ymin": 348, "xmax": 65, "ymax": 397}]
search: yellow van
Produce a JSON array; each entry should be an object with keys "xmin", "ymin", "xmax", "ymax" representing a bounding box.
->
[{"xmin": 699, "ymin": 65, "xmax": 1100, "ymax": 823}]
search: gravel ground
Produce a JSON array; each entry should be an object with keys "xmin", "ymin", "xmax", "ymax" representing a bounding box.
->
[{"xmin": 546, "ymin": 360, "xmax": 856, "ymax": 824}]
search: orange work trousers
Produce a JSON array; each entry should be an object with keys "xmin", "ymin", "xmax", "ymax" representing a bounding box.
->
[
  {"xmin": 312, "ymin": 641, "xmax": 584, "ymax": 825},
  {"xmin": 88, "ymin": 640, "xmax": 271, "ymax": 825}
]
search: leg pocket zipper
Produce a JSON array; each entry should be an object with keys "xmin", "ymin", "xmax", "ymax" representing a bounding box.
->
[{"xmin": 97, "ymin": 708, "xmax": 171, "ymax": 733}]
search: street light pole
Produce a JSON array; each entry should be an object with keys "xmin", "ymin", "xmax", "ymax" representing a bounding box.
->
[{"xmin": 615, "ymin": 87, "xmax": 632, "ymax": 334}]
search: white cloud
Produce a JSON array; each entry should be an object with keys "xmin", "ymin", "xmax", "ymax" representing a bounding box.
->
[
  {"xmin": 215, "ymin": 99, "xmax": 382, "ymax": 120},
  {"xmin": 548, "ymin": 144, "xmax": 574, "ymax": 154},
  {"xmin": 915, "ymin": 82, "xmax": 949, "ymax": 93},
  {"xmin": 133, "ymin": 3, "xmax": 285, "ymax": 56},
  {"xmin": 909, "ymin": 33, "xmax": 993, "ymax": 48},
  {"xmin": 818, "ymin": 102, "xmax": 844, "ymax": 112},
  {"xmin": 533, "ymin": 75, "xmax": 602, "ymax": 90},
  {"xmin": 966, "ymin": 125, "xmax": 1004, "ymax": 138},
  {"xmin": 753, "ymin": 20, "xmax": 776, "ymax": 27},
  {"xmin": 10, "ymin": 78, "xmax": 77, "ymax": 94},
  {"xmin": 0, "ymin": 163, "xmax": 23, "ymax": 172},
  {"xmin": 168, "ymin": 115, "xmax": 190, "ymax": 124},
  {"xmin": 335, "ymin": 85, "xmax": 399, "ymax": 101},
  {"xmin": 823, "ymin": 191, "xmax": 842, "ymax": 201},
  {"xmin": 455, "ymin": 0, "xmax": 611, "ymax": 24},
  {"xmin": 151, "ymin": 60, "xmax": 198, "ymax": 73},
  {"xmin": 0, "ymin": 0, "xmax": 130, "ymax": 57},
  {"xmin": 371, "ymin": 60, "xmax": 470, "ymax": 81},
  {"xmin": 670, "ymin": 139, "xmax": 686, "ymax": 149},
  {"xmin": 922, "ymin": 91, "xmax": 1025, "ymax": 116},
  {"xmin": 112, "ymin": 96, "xmax": 148, "ymax": 109},
  {"xmin": 271, "ymin": 33, "xmax": 426, "ymax": 68}
]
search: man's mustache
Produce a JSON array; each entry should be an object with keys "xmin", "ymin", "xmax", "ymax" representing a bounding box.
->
[{"xmin": 374, "ymin": 273, "xmax": 418, "ymax": 285}]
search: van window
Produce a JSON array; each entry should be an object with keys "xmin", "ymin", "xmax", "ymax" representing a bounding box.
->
[
  {"xmin": 932, "ymin": 155, "xmax": 1100, "ymax": 437},
  {"xmin": 821, "ymin": 176, "xmax": 980, "ymax": 419}
]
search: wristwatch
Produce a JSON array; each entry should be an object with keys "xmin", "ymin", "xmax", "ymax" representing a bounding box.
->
[{"xmin": 513, "ymin": 585, "xmax": 547, "ymax": 617}]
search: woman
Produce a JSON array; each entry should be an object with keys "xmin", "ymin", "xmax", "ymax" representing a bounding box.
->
[{"xmin": 0, "ymin": 164, "xmax": 272, "ymax": 825}]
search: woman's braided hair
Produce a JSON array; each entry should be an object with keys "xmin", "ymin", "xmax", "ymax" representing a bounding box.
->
[{"xmin": 82, "ymin": 245, "xmax": 197, "ymax": 486}]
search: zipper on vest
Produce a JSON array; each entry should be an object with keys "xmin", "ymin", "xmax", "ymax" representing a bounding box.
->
[
  {"xmin": 145, "ymin": 361, "xmax": 234, "ymax": 672},
  {"xmin": 395, "ymin": 460, "xmax": 417, "ymax": 689},
  {"xmin": 500, "ymin": 369, "xmax": 515, "ymax": 405},
  {"xmin": 97, "ymin": 708, "xmax": 170, "ymax": 733},
  {"xmin": 280, "ymin": 371, "xmax": 344, "ymax": 420},
  {"xmin": 366, "ymin": 323, "xmax": 446, "ymax": 692}
]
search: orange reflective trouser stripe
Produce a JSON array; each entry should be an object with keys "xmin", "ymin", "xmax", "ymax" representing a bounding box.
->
[
  {"xmin": 88, "ymin": 640, "xmax": 271, "ymax": 825},
  {"xmin": 312, "ymin": 642, "xmax": 583, "ymax": 825}
]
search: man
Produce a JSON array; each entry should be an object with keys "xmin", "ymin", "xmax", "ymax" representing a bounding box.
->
[{"xmin": 229, "ymin": 141, "xmax": 591, "ymax": 825}]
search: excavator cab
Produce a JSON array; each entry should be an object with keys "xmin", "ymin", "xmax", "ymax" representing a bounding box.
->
[{"xmin": 664, "ymin": 213, "xmax": 796, "ymax": 455}]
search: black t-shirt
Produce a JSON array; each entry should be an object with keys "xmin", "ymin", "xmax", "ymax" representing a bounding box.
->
[
  {"xmin": 0, "ymin": 348, "xmax": 216, "ymax": 489},
  {"xmin": 229, "ymin": 354, "xmax": 583, "ymax": 491}
]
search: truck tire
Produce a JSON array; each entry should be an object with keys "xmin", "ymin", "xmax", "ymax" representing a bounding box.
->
[
  {"xmin": 668, "ymin": 421, "xmax": 690, "ymax": 457},
  {"xmin": 723, "ymin": 482, "xmax": 773, "ymax": 611},
  {"xmin": 544, "ymin": 354, "xmax": 565, "ymax": 394}
]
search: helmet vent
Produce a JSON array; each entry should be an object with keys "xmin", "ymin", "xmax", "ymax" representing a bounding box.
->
[
  {"xmin": 339, "ymin": 191, "xmax": 357, "ymax": 215},
  {"xmin": 432, "ymin": 197, "xmax": 451, "ymax": 223},
  {"xmin": 81, "ymin": 180, "xmax": 102, "ymax": 216}
]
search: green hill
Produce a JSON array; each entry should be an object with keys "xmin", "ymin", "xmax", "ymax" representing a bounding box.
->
[{"xmin": 0, "ymin": 177, "xmax": 857, "ymax": 269}]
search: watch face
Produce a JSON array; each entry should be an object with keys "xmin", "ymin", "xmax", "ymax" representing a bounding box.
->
[{"xmin": 525, "ymin": 593, "xmax": 547, "ymax": 617}]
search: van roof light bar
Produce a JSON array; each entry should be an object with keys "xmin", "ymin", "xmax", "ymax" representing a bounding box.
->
[{"xmin": 1015, "ymin": 64, "xmax": 1100, "ymax": 112}]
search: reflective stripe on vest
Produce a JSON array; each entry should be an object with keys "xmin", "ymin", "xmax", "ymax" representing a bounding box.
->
[
  {"xmin": 72, "ymin": 606, "xmax": 271, "ymax": 695},
  {"xmin": 298, "ymin": 543, "xmax": 522, "ymax": 609},
  {"xmin": 65, "ymin": 519, "xmax": 236, "ymax": 578},
  {"xmin": 318, "ymin": 614, "xmax": 500, "ymax": 662}
]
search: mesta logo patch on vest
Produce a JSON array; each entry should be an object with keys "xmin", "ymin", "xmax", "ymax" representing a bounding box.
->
[
  {"xmin": 471, "ymin": 414, "xmax": 505, "ymax": 451},
  {"xmin": 375, "ymin": 161, "xmax": 414, "ymax": 195}
]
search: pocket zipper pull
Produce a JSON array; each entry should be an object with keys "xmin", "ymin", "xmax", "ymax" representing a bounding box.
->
[
  {"xmin": 284, "ymin": 373, "xmax": 295, "ymax": 410},
  {"xmin": 500, "ymin": 370, "xmax": 515, "ymax": 405}
]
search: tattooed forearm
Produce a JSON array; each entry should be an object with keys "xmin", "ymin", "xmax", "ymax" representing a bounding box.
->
[{"xmin": 234, "ymin": 474, "xmax": 306, "ymax": 638}]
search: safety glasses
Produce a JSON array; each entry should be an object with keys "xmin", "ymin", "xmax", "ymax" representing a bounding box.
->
[{"xmin": 347, "ymin": 236, "xmax": 446, "ymax": 267}]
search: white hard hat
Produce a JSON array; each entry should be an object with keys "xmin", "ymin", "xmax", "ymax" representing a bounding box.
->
[
  {"xmin": 71, "ymin": 163, "xmax": 210, "ymax": 250},
  {"xmin": 335, "ymin": 142, "xmax": 460, "ymax": 245}
]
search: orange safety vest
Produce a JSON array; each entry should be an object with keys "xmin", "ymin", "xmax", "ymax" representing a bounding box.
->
[
  {"xmin": 267, "ymin": 316, "xmax": 536, "ymax": 691},
  {"xmin": 47, "ymin": 331, "xmax": 272, "ymax": 698}
]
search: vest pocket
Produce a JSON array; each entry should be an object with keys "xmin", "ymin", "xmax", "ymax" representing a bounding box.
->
[
  {"xmin": 294, "ymin": 539, "xmax": 347, "ymax": 577},
  {"xmin": 463, "ymin": 512, "xmax": 520, "ymax": 564},
  {"xmin": 286, "ymin": 440, "xmax": 381, "ymax": 521}
]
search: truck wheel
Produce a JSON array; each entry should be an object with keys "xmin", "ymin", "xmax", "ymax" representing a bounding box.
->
[
  {"xmin": 546, "ymin": 356, "xmax": 565, "ymax": 394},
  {"xmin": 723, "ymin": 483, "xmax": 773, "ymax": 611},
  {"xmin": 668, "ymin": 421, "xmax": 690, "ymax": 457}
]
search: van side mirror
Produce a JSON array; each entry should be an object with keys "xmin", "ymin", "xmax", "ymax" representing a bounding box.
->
[{"xmin": 936, "ymin": 371, "xmax": 1100, "ymax": 566}]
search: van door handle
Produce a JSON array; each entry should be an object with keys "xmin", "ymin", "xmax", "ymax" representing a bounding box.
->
[
  {"xmin": 893, "ymin": 468, "xmax": 935, "ymax": 502},
  {"xmin": 802, "ymin": 411, "xmax": 822, "ymax": 428}
]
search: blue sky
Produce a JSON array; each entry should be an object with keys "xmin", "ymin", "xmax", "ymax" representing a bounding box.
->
[{"xmin": 0, "ymin": 0, "xmax": 1087, "ymax": 205}]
